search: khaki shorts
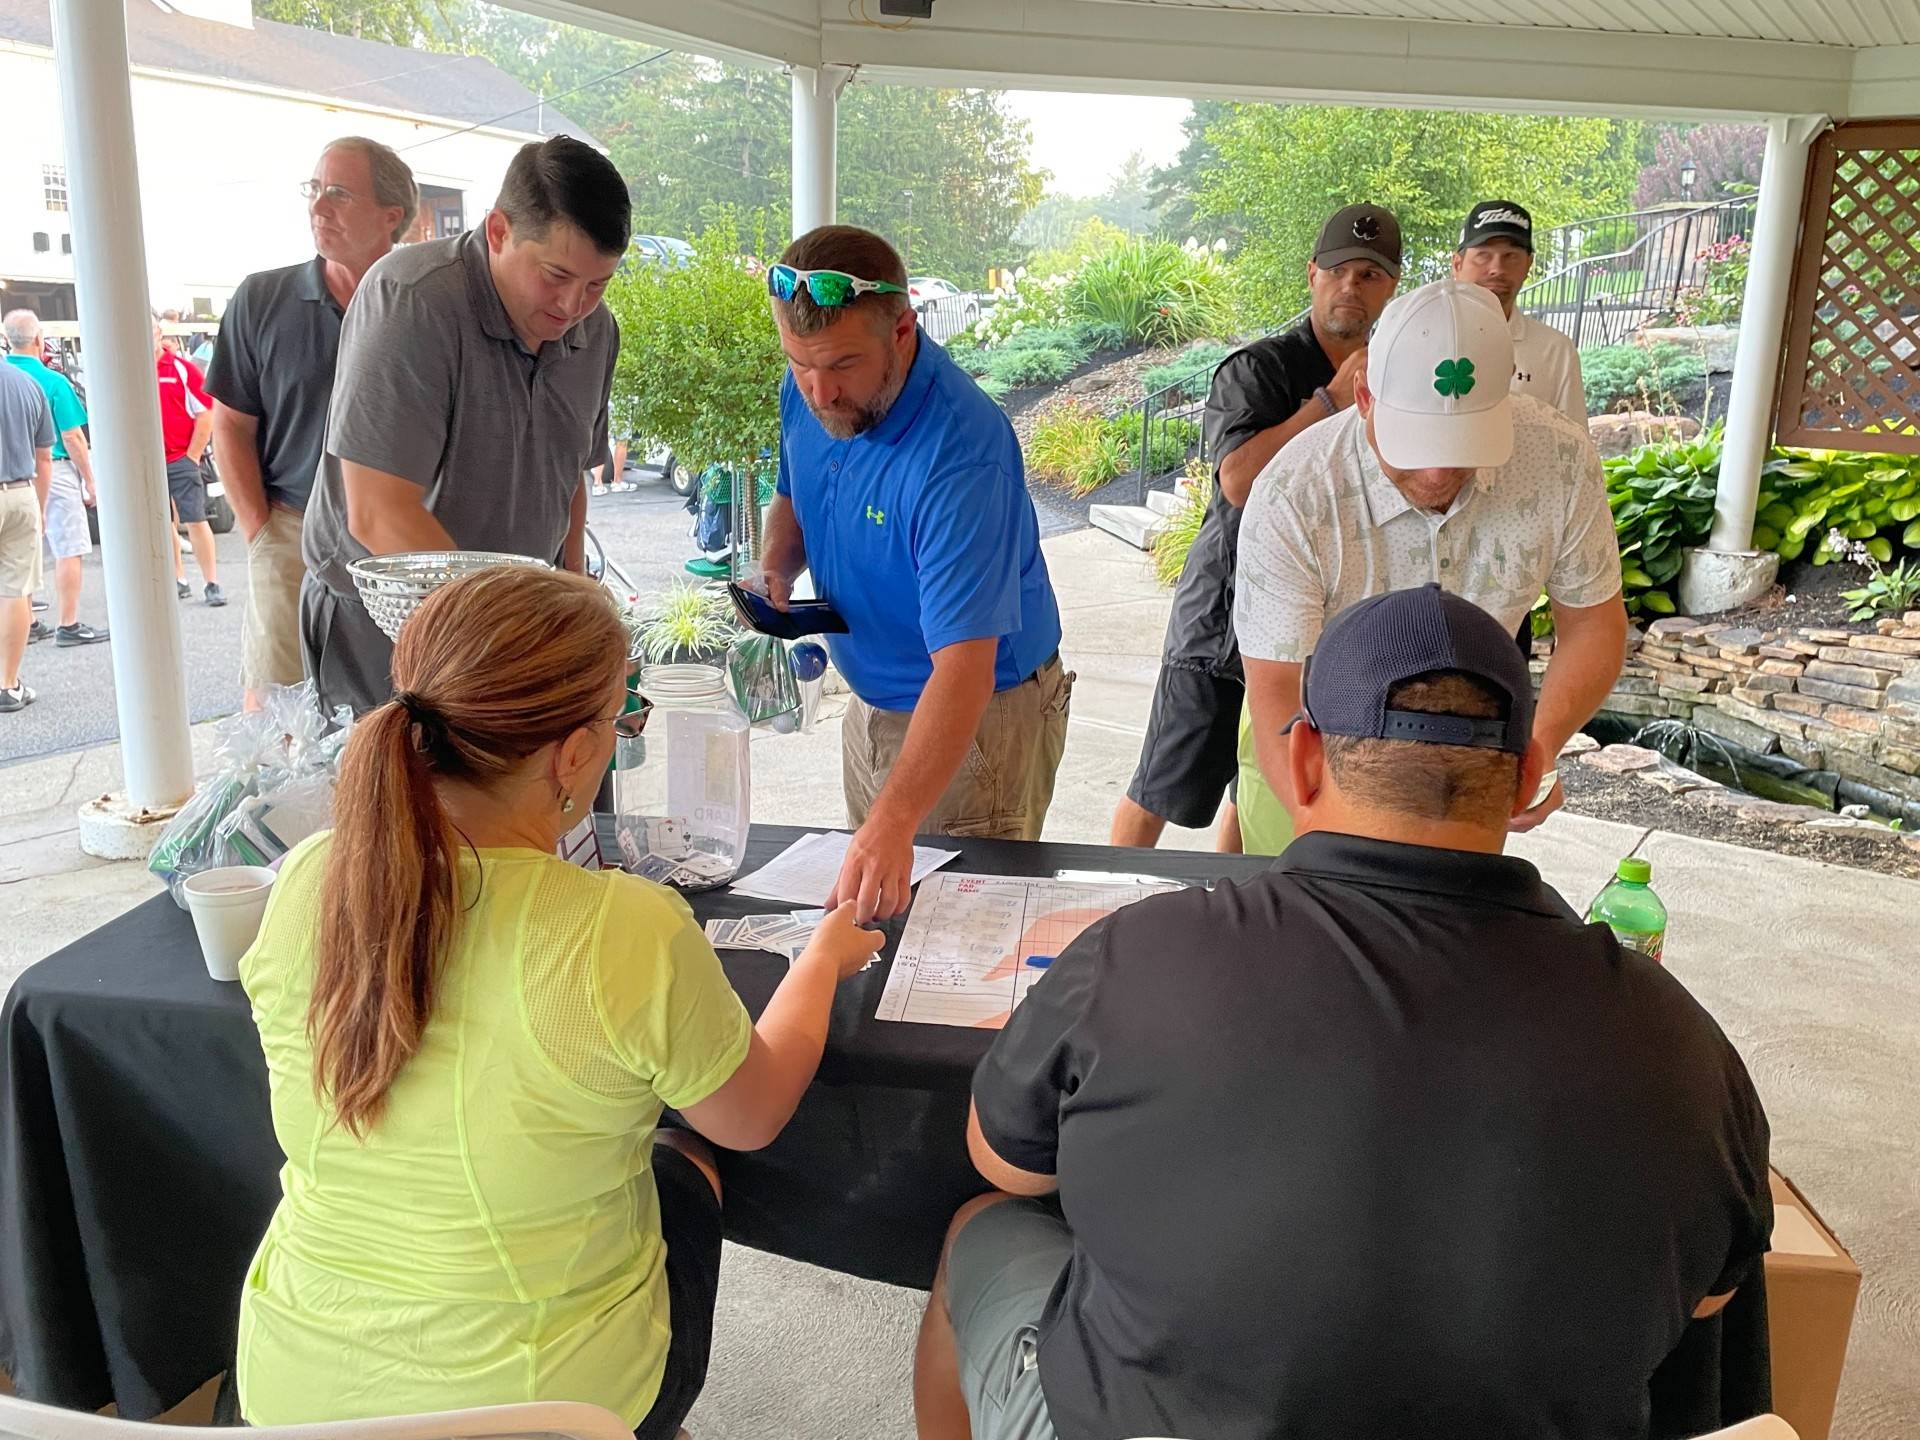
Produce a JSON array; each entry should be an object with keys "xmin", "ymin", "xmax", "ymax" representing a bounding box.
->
[
  {"xmin": 241, "ymin": 504, "xmax": 308, "ymax": 690},
  {"xmin": 843, "ymin": 653, "xmax": 1073, "ymax": 840},
  {"xmin": 0, "ymin": 485, "xmax": 44, "ymax": 600}
]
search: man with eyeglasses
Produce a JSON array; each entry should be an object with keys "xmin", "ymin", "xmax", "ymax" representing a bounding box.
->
[
  {"xmin": 206, "ymin": 138, "xmax": 417, "ymax": 709},
  {"xmin": 298, "ymin": 135, "xmax": 629, "ymax": 715},
  {"xmin": 757, "ymin": 225, "xmax": 1067, "ymax": 922}
]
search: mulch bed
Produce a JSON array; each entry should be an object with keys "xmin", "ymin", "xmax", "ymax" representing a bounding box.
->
[{"xmin": 1561, "ymin": 760, "xmax": 1920, "ymax": 881}]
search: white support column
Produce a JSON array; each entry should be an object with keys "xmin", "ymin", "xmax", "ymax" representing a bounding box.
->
[
  {"xmin": 52, "ymin": 0, "xmax": 195, "ymax": 827},
  {"xmin": 790, "ymin": 65, "xmax": 849, "ymax": 238},
  {"xmin": 1680, "ymin": 114, "xmax": 1827, "ymax": 615},
  {"xmin": 1708, "ymin": 114, "xmax": 1827, "ymax": 552}
]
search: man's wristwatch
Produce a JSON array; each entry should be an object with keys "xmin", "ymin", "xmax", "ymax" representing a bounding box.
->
[{"xmin": 1314, "ymin": 386, "xmax": 1338, "ymax": 417}]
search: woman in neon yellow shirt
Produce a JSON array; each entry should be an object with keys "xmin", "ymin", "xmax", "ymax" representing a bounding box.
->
[{"xmin": 236, "ymin": 566, "xmax": 881, "ymax": 1437}]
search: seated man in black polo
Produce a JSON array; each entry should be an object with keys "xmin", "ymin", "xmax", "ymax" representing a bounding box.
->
[{"xmin": 914, "ymin": 583, "xmax": 1773, "ymax": 1440}]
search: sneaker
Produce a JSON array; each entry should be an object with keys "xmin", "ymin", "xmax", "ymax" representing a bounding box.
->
[
  {"xmin": 30, "ymin": 597, "xmax": 47, "ymax": 613},
  {"xmin": 176, "ymin": 580, "xmax": 191, "ymax": 599},
  {"xmin": 56, "ymin": 621, "xmax": 110, "ymax": 646},
  {"xmin": 204, "ymin": 582, "xmax": 227, "ymax": 608},
  {"xmin": 0, "ymin": 683, "xmax": 34, "ymax": 713},
  {"xmin": 27, "ymin": 620, "xmax": 51, "ymax": 644}
]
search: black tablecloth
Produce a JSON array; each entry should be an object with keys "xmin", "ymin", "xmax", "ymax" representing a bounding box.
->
[{"xmin": 0, "ymin": 824, "xmax": 1766, "ymax": 1432}]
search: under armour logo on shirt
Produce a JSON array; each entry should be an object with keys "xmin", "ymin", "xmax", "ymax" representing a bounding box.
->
[{"xmin": 866, "ymin": 505, "xmax": 886, "ymax": 526}]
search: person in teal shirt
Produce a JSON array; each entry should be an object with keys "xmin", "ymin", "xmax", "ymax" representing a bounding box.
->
[
  {"xmin": 2, "ymin": 310, "xmax": 108, "ymax": 645},
  {"xmin": 237, "ymin": 564, "xmax": 882, "ymax": 1438}
]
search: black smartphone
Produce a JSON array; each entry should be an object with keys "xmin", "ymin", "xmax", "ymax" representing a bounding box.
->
[{"xmin": 726, "ymin": 582, "xmax": 849, "ymax": 640}]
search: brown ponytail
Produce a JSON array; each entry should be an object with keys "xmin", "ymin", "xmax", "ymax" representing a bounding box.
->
[{"xmin": 310, "ymin": 565, "xmax": 628, "ymax": 1137}]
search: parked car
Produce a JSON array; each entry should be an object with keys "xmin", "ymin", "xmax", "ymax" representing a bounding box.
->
[
  {"xmin": 908, "ymin": 277, "xmax": 981, "ymax": 343},
  {"xmin": 629, "ymin": 235, "xmax": 695, "ymax": 268}
]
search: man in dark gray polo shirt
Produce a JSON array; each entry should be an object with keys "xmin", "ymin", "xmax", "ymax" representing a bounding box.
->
[
  {"xmin": 209, "ymin": 136, "xmax": 417, "ymax": 708},
  {"xmin": 300, "ymin": 134, "xmax": 627, "ymax": 714},
  {"xmin": 0, "ymin": 361, "xmax": 53, "ymax": 712},
  {"xmin": 920, "ymin": 585, "xmax": 1771, "ymax": 1440}
]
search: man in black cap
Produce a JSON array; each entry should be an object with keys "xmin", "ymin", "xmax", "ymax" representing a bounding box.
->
[
  {"xmin": 917, "ymin": 583, "xmax": 1772, "ymax": 1440},
  {"xmin": 1109, "ymin": 202, "xmax": 1399, "ymax": 852},
  {"xmin": 1454, "ymin": 198, "xmax": 1587, "ymax": 422}
]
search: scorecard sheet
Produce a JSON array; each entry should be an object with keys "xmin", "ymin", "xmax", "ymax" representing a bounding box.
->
[{"xmin": 876, "ymin": 871, "xmax": 1182, "ymax": 1029}]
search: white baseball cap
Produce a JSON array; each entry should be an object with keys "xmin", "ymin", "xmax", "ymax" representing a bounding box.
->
[{"xmin": 1366, "ymin": 279, "xmax": 1514, "ymax": 471}]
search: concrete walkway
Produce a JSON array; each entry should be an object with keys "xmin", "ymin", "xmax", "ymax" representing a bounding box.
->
[{"xmin": 5, "ymin": 528, "xmax": 1917, "ymax": 1438}]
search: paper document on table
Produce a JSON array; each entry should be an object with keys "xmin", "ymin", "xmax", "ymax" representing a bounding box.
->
[
  {"xmin": 727, "ymin": 831, "xmax": 960, "ymax": 906},
  {"xmin": 876, "ymin": 872, "xmax": 1182, "ymax": 1029}
]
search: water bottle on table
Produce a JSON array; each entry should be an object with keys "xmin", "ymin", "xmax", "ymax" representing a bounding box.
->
[{"xmin": 1587, "ymin": 857, "xmax": 1667, "ymax": 964}]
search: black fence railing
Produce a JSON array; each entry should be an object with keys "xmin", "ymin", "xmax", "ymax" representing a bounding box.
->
[{"xmin": 1517, "ymin": 198, "xmax": 1756, "ymax": 349}]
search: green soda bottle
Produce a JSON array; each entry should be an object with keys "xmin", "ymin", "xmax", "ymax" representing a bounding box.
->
[{"xmin": 1588, "ymin": 857, "xmax": 1667, "ymax": 964}]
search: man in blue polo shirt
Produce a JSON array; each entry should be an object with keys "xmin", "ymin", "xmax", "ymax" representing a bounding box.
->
[{"xmin": 760, "ymin": 225, "xmax": 1068, "ymax": 921}]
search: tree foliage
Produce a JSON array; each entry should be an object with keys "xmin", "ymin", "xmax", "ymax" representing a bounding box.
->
[
  {"xmin": 1635, "ymin": 123, "xmax": 1767, "ymax": 205},
  {"xmin": 1147, "ymin": 99, "xmax": 1238, "ymax": 247},
  {"xmin": 602, "ymin": 213, "xmax": 786, "ymax": 472},
  {"xmin": 1198, "ymin": 105, "xmax": 1640, "ymax": 325},
  {"xmin": 255, "ymin": 0, "xmax": 454, "ymax": 45}
]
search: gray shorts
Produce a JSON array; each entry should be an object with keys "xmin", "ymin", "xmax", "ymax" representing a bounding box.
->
[
  {"xmin": 43, "ymin": 460, "xmax": 90, "ymax": 561},
  {"xmin": 946, "ymin": 1199, "xmax": 1073, "ymax": 1440},
  {"xmin": 166, "ymin": 455, "xmax": 207, "ymax": 524}
]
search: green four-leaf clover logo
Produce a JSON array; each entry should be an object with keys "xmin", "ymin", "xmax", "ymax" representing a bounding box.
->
[{"xmin": 1433, "ymin": 357, "xmax": 1477, "ymax": 397}]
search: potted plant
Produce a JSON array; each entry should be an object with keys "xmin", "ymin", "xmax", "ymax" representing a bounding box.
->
[{"xmin": 631, "ymin": 579, "xmax": 738, "ymax": 667}]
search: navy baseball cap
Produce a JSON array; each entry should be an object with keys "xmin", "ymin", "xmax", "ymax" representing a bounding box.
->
[
  {"xmin": 1460, "ymin": 198, "xmax": 1535, "ymax": 253},
  {"xmin": 1287, "ymin": 585, "xmax": 1535, "ymax": 754}
]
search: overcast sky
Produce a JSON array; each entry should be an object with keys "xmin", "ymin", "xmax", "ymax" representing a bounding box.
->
[{"xmin": 1004, "ymin": 91, "xmax": 1192, "ymax": 197}]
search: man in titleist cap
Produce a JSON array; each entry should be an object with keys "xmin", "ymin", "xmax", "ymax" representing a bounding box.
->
[
  {"xmin": 1232, "ymin": 277, "xmax": 1627, "ymax": 852},
  {"xmin": 1454, "ymin": 198, "xmax": 1587, "ymax": 423},
  {"xmin": 917, "ymin": 582, "xmax": 1771, "ymax": 1440},
  {"xmin": 1110, "ymin": 202, "xmax": 1399, "ymax": 853}
]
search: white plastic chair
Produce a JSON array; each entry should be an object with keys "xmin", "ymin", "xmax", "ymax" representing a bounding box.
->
[
  {"xmin": 1701, "ymin": 1420, "xmax": 1800, "ymax": 1440},
  {"xmin": 0, "ymin": 1394, "xmax": 637, "ymax": 1440}
]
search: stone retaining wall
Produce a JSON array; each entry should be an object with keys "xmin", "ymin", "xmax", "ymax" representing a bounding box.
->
[{"xmin": 1532, "ymin": 609, "xmax": 1920, "ymax": 805}]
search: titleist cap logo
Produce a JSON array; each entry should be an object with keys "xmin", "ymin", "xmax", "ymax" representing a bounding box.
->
[{"xmin": 1475, "ymin": 207, "xmax": 1531, "ymax": 230}]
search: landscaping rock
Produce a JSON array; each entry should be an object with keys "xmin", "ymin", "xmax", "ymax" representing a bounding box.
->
[
  {"xmin": 1656, "ymin": 674, "xmax": 1714, "ymax": 695},
  {"xmin": 1722, "ymin": 697, "xmax": 1808, "ymax": 740},
  {"xmin": 1889, "ymin": 675, "xmax": 1920, "ymax": 715},
  {"xmin": 1881, "ymin": 744, "xmax": 1920, "ymax": 776},
  {"xmin": 1584, "ymin": 743, "xmax": 1664, "ymax": 774},
  {"xmin": 1600, "ymin": 694, "xmax": 1668, "ymax": 717},
  {"xmin": 1801, "ymin": 628, "xmax": 1856, "ymax": 644},
  {"xmin": 1757, "ymin": 659, "xmax": 1806, "ymax": 677},
  {"xmin": 1638, "ymin": 760, "xmax": 1721, "ymax": 796},
  {"xmin": 1773, "ymin": 693, "xmax": 1827, "ymax": 719},
  {"xmin": 1823, "ymin": 704, "xmax": 1886, "ymax": 734},
  {"xmin": 1800, "ymin": 817, "xmax": 1906, "ymax": 844},
  {"xmin": 1782, "ymin": 739, "xmax": 1826, "ymax": 768},
  {"xmin": 1739, "ymin": 673, "xmax": 1798, "ymax": 693},
  {"xmin": 1848, "ymin": 634, "xmax": 1920, "ymax": 657},
  {"xmin": 1634, "ymin": 324, "xmax": 1739, "ymax": 372},
  {"xmin": 1558, "ymin": 733, "xmax": 1601, "ymax": 757},
  {"xmin": 1712, "ymin": 627, "xmax": 1768, "ymax": 652},
  {"xmin": 1799, "ymin": 677, "xmax": 1888, "ymax": 709},
  {"xmin": 1609, "ymin": 676, "xmax": 1659, "ymax": 696},
  {"xmin": 1066, "ymin": 372, "xmax": 1116, "ymax": 395},
  {"xmin": 1816, "ymin": 645, "xmax": 1909, "ymax": 674},
  {"xmin": 1693, "ymin": 707, "xmax": 1781, "ymax": 753},
  {"xmin": 1586, "ymin": 411, "xmax": 1700, "ymax": 458},
  {"xmin": 1828, "ymin": 751, "xmax": 1920, "ymax": 800},
  {"xmin": 1804, "ymin": 659, "xmax": 1893, "ymax": 689},
  {"xmin": 1647, "ymin": 617, "xmax": 1695, "ymax": 639}
]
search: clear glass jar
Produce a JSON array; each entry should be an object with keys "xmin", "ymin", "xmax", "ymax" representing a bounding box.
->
[{"xmin": 613, "ymin": 663, "xmax": 751, "ymax": 891}]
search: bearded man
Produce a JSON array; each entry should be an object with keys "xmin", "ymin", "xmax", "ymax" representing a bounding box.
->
[{"xmin": 757, "ymin": 225, "xmax": 1068, "ymax": 921}]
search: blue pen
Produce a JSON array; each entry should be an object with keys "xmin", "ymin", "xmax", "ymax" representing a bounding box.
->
[{"xmin": 1024, "ymin": 954, "xmax": 1055, "ymax": 970}]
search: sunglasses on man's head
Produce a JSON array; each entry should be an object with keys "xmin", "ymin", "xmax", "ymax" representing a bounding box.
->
[{"xmin": 767, "ymin": 264, "xmax": 909, "ymax": 309}]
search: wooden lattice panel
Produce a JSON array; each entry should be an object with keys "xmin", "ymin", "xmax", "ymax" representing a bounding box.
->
[{"xmin": 1777, "ymin": 121, "xmax": 1920, "ymax": 455}]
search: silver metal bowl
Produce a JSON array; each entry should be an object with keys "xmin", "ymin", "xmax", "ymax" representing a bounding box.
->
[{"xmin": 347, "ymin": 551, "xmax": 552, "ymax": 641}]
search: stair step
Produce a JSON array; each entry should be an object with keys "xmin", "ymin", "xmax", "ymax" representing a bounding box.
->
[
  {"xmin": 1144, "ymin": 489, "xmax": 1181, "ymax": 518},
  {"xmin": 1088, "ymin": 503, "xmax": 1167, "ymax": 551}
]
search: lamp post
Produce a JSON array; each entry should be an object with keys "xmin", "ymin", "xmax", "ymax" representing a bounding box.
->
[
  {"xmin": 902, "ymin": 188, "xmax": 914, "ymax": 270},
  {"xmin": 1680, "ymin": 158, "xmax": 1698, "ymax": 202}
]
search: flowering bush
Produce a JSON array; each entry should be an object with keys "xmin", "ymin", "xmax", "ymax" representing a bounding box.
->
[
  {"xmin": 1672, "ymin": 235, "xmax": 1749, "ymax": 327},
  {"xmin": 1824, "ymin": 528, "xmax": 1920, "ymax": 620},
  {"xmin": 971, "ymin": 270, "xmax": 1073, "ymax": 349}
]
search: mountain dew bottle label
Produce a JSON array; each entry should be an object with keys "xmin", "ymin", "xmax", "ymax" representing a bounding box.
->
[{"xmin": 1587, "ymin": 856, "xmax": 1668, "ymax": 965}]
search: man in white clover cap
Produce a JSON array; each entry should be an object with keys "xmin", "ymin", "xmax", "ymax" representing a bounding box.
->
[{"xmin": 1231, "ymin": 278, "xmax": 1627, "ymax": 852}]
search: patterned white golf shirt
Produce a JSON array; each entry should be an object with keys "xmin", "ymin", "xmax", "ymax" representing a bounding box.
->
[{"xmin": 1234, "ymin": 391, "xmax": 1620, "ymax": 664}]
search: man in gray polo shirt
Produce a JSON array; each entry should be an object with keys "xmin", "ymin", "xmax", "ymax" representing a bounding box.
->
[
  {"xmin": 0, "ymin": 361, "xmax": 53, "ymax": 712},
  {"xmin": 300, "ymin": 135, "xmax": 628, "ymax": 714}
]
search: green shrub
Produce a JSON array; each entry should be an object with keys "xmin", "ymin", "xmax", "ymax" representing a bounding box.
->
[
  {"xmin": 1152, "ymin": 461, "xmax": 1214, "ymax": 587},
  {"xmin": 1580, "ymin": 341, "xmax": 1707, "ymax": 415},
  {"xmin": 1531, "ymin": 436, "xmax": 1920, "ymax": 635},
  {"xmin": 971, "ymin": 277, "xmax": 1071, "ymax": 349},
  {"xmin": 982, "ymin": 344, "xmax": 1080, "ymax": 390},
  {"xmin": 606, "ymin": 211, "xmax": 785, "ymax": 473},
  {"xmin": 1027, "ymin": 403, "xmax": 1128, "ymax": 495},
  {"xmin": 1107, "ymin": 413, "xmax": 1199, "ymax": 477},
  {"xmin": 973, "ymin": 373, "xmax": 1010, "ymax": 401},
  {"xmin": 1066, "ymin": 239, "xmax": 1235, "ymax": 348},
  {"xmin": 1141, "ymin": 340, "xmax": 1235, "ymax": 401},
  {"xmin": 995, "ymin": 326, "xmax": 1093, "ymax": 364},
  {"xmin": 1072, "ymin": 320, "xmax": 1129, "ymax": 354}
]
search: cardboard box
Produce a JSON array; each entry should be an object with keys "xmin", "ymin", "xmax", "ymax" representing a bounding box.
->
[{"xmin": 1766, "ymin": 1169, "xmax": 1861, "ymax": 1440}]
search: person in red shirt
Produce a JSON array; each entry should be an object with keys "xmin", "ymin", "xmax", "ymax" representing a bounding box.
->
[{"xmin": 155, "ymin": 318, "xmax": 224, "ymax": 605}]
